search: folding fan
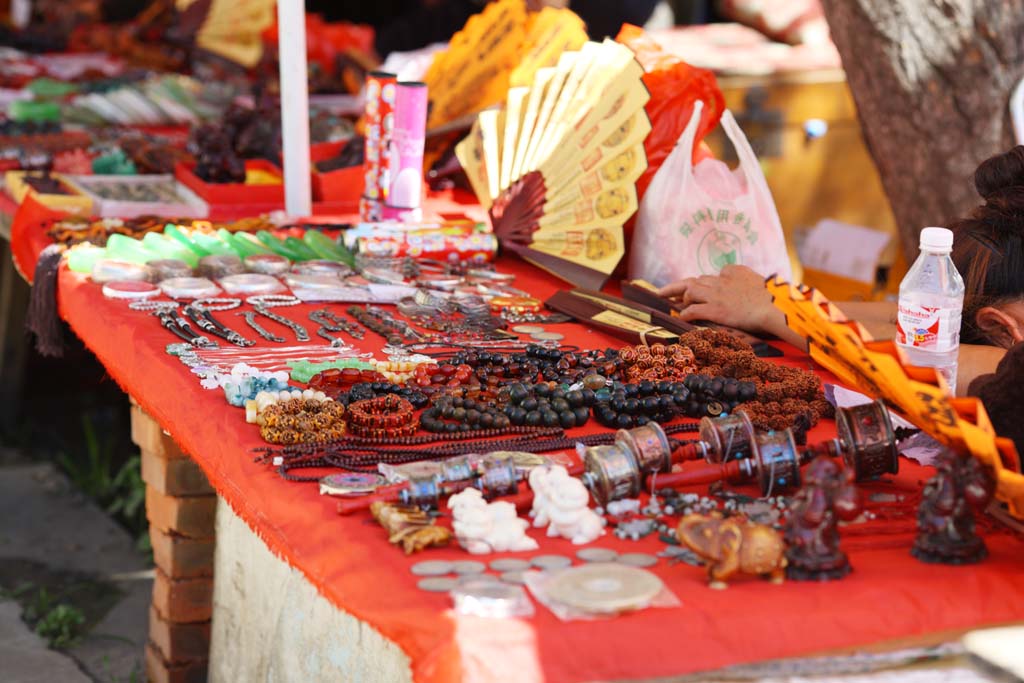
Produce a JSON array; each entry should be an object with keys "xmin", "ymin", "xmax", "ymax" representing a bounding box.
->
[
  {"xmin": 174, "ymin": 0, "xmax": 274, "ymax": 67},
  {"xmin": 424, "ymin": 0, "xmax": 587, "ymax": 128},
  {"xmin": 456, "ymin": 39, "xmax": 650, "ymax": 288},
  {"xmin": 766, "ymin": 278, "xmax": 1024, "ymax": 519}
]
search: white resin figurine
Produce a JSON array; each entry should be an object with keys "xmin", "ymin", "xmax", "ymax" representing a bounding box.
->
[
  {"xmin": 545, "ymin": 476, "xmax": 606, "ymax": 545},
  {"xmin": 448, "ymin": 488, "xmax": 538, "ymax": 555},
  {"xmin": 528, "ymin": 465, "xmax": 571, "ymax": 528}
]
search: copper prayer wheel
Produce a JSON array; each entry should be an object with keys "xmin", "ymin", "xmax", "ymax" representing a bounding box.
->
[
  {"xmin": 751, "ymin": 429, "xmax": 802, "ymax": 496},
  {"xmin": 616, "ymin": 421, "xmax": 672, "ymax": 474},
  {"xmin": 581, "ymin": 443, "xmax": 641, "ymax": 506},
  {"xmin": 478, "ymin": 456, "xmax": 519, "ymax": 498},
  {"xmin": 834, "ymin": 399, "xmax": 899, "ymax": 482},
  {"xmin": 699, "ymin": 412, "xmax": 757, "ymax": 463}
]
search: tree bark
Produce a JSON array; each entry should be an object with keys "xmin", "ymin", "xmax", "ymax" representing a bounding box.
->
[{"xmin": 820, "ymin": 0, "xmax": 1024, "ymax": 260}]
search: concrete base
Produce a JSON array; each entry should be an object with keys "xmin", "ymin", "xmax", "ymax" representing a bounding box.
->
[
  {"xmin": 209, "ymin": 499, "xmax": 413, "ymax": 683},
  {"xmin": 0, "ymin": 600, "xmax": 91, "ymax": 683}
]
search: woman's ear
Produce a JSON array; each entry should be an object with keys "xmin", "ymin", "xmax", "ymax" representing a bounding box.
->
[{"xmin": 975, "ymin": 306, "xmax": 1024, "ymax": 348}]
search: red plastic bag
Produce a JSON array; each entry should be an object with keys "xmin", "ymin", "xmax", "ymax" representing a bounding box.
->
[
  {"xmin": 263, "ymin": 15, "xmax": 374, "ymax": 77},
  {"xmin": 616, "ymin": 24, "xmax": 725, "ymax": 202}
]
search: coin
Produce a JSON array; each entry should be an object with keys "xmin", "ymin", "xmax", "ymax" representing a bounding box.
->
[
  {"xmin": 490, "ymin": 558, "xmax": 531, "ymax": 572},
  {"xmin": 411, "ymin": 560, "xmax": 454, "ymax": 576},
  {"xmin": 500, "ymin": 570, "xmax": 528, "ymax": 585},
  {"xmin": 458, "ymin": 572, "xmax": 501, "ymax": 585},
  {"xmin": 452, "ymin": 560, "xmax": 487, "ymax": 575},
  {"xmin": 532, "ymin": 331, "xmax": 564, "ymax": 341},
  {"xmin": 512, "ymin": 325, "xmax": 544, "ymax": 334},
  {"xmin": 617, "ymin": 553, "xmax": 659, "ymax": 568},
  {"xmin": 576, "ymin": 547, "xmax": 618, "ymax": 563},
  {"xmin": 531, "ymin": 554, "xmax": 572, "ymax": 570},
  {"xmin": 418, "ymin": 577, "xmax": 458, "ymax": 592}
]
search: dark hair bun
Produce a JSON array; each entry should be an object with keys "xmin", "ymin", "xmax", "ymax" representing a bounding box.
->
[{"xmin": 975, "ymin": 146, "xmax": 1024, "ymax": 200}]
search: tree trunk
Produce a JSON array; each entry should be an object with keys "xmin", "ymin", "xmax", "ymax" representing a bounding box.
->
[{"xmin": 819, "ymin": 0, "xmax": 1024, "ymax": 260}]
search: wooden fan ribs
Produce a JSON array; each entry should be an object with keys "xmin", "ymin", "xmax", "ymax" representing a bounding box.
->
[{"xmin": 457, "ymin": 38, "xmax": 651, "ymax": 287}]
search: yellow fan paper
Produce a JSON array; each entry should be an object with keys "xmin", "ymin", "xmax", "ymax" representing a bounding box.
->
[
  {"xmin": 175, "ymin": 0, "xmax": 274, "ymax": 67},
  {"xmin": 424, "ymin": 0, "xmax": 587, "ymax": 128},
  {"xmin": 767, "ymin": 278, "xmax": 1024, "ymax": 518},
  {"xmin": 456, "ymin": 39, "xmax": 650, "ymax": 289}
]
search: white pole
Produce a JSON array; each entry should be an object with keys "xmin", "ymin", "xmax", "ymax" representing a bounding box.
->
[{"xmin": 276, "ymin": 0, "xmax": 312, "ymax": 216}]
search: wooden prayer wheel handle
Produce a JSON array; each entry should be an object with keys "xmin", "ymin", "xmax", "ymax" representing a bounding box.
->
[
  {"xmin": 669, "ymin": 441, "xmax": 707, "ymax": 463},
  {"xmin": 647, "ymin": 460, "xmax": 746, "ymax": 489},
  {"xmin": 336, "ymin": 484, "xmax": 408, "ymax": 515}
]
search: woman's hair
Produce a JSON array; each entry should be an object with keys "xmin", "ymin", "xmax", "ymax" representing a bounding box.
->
[{"xmin": 950, "ymin": 146, "xmax": 1024, "ymax": 344}]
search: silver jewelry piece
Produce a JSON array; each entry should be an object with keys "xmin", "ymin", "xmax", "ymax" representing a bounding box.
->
[
  {"xmin": 192, "ymin": 297, "xmax": 242, "ymax": 311},
  {"xmin": 254, "ymin": 305, "xmax": 309, "ymax": 342},
  {"xmin": 247, "ymin": 294, "xmax": 301, "ymax": 308},
  {"xmin": 240, "ymin": 311, "xmax": 286, "ymax": 343}
]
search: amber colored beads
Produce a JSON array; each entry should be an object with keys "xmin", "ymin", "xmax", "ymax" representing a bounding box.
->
[
  {"xmin": 346, "ymin": 394, "xmax": 418, "ymax": 438},
  {"xmin": 309, "ymin": 367, "xmax": 389, "ymax": 399},
  {"xmin": 618, "ymin": 343, "xmax": 697, "ymax": 383},
  {"xmin": 259, "ymin": 398, "xmax": 347, "ymax": 445}
]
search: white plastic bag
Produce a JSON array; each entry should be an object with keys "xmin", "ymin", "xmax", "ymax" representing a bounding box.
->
[{"xmin": 629, "ymin": 100, "xmax": 792, "ymax": 285}]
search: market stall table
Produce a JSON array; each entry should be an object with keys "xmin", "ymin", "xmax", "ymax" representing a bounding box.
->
[{"xmin": 48, "ymin": 244, "xmax": 1024, "ymax": 683}]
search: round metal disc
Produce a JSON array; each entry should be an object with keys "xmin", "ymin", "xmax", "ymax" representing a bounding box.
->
[
  {"xmin": 411, "ymin": 560, "xmax": 454, "ymax": 576},
  {"xmin": 512, "ymin": 325, "xmax": 544, "ymax": 334},
  {"xmin": 452, "ymin": 560, "xmax": 487, "ymax": 575},
  {"xmin": 500, "ymin": 570, "xmax": 528, "ymax": 585},
  {"xmin": 545, "ymin": 563, "xmax": 663, "ymax": 613},
  {"xmin": 490, "ymin": 558, "xmax": 531, "ymax": 572},
  {"xmin": 617, "ymin": 553, "xmax": 659, "ymax": 568},
  {"xmin": 576, "ymin": 547, "xmax": 619, "ymax": 563},
  {"xmin": 418, "ymin": 577, "xmax": 458, "ymax": 592},
  {"xmin": 531, "ymin": 331, "xmax": 564, "ymax": 342},
  {"xmin": 531, "ymin": 554, "xmax": 572, "ymax": 570}
]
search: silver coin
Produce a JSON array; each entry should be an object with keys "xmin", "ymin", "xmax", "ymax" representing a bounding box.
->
[
  {"xmin": 411, "ymin": 560, "xmax": 454, "ymax": 576},
  {"xmin": 490, "ymin": 558, "xmax": 531, "ymax": 572},
  {"xmin": 452, "ymin": 560, "xmax": 487, "ymax": 575},
  {"xmin": 531, "ymin": 554, "xmax": 572, "ymax": 570},
  {"xmin": 531, "ymin": 331, "xmax": 564, "ymax": 341},
  {"xmin": 512, "ymin": 325, "xmax": 544, "ymax": 334},
  {"xmin": 617, "ymin": 552, "xmax": 659, "ymax": 568},
  {"xmin": 500, "ymin": 570, "xmax": 528, "ymax": 585},
  {"xmin": 418, "ymin": 577, "xmax": 458, "ymax": 592},
  {"xmin": 576, "ymin": 547, "xmax": 619, "ymax": 563},
  {"xmin": 458, "ymin": 572, "xmax": 501, "ymax": 585}
]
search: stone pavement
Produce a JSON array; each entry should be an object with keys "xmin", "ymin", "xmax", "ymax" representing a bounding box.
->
[{"xmin": 0, "ymin": 449, "xmax": 151, "ymax": 683}]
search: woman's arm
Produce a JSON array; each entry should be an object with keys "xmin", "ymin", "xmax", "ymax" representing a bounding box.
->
[{"xmin": 658, "ymin": 266, "xmax": 1004, "ymax": 395}]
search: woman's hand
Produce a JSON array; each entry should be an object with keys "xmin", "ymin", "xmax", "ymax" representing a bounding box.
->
[{"xmin": 658, "ymin": 265, "xmax": 778, "ymax": 334}]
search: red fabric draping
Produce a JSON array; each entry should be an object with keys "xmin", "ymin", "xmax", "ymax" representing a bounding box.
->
[{"xmin": 53, "ymin": 250, "xmax": 1024, "ymax": 683}]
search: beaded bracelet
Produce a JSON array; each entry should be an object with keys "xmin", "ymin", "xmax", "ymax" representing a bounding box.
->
[
  {"xmin": 345, "ymin": 394, "xmax": 418, "ymax": 438},
  {"xmin": 193, "ymin": 297, "xmax": 242, "ymax": 311},
  {"xmin": 248, "ymin": 294, "xmax": 301, "ymax": 308}
]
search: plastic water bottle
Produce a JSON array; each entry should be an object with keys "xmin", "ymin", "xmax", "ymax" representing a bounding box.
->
[{"xmin": 896, "ymin": 227, "xmax": 965, "ymax": 394}]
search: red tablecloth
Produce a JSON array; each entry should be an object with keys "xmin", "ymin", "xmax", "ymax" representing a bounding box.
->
[{"xmin": 53, "ymin": 251, "xmax": 1024, "ymax": 683}]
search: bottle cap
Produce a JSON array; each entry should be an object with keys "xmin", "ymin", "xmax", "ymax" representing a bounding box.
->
[{"xmin": 920, "ymin": 227, "xmax": 954, "ymax": 253}]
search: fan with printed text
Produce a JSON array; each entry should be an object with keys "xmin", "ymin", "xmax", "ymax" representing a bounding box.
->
[{"xmin": 456, "ymin": 39, "xmax": 651, "ymax": 289}]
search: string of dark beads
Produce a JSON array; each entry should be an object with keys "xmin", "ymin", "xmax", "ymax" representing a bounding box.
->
[
  {"xmin": 268, "ymin": 424, "xmax": 701, "ymax": 480},
  {"xmin": 336, "ymin": 382, "xmax": 429, "ymax": 409},
  {"xmin": 421, "ymin": 395, "xmax": 512, "ymax": 433}
]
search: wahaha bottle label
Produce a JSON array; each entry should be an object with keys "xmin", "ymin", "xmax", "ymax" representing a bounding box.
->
[{"xmin": 896, "ymin": 303, "xmax": 957, "ymax": 352}]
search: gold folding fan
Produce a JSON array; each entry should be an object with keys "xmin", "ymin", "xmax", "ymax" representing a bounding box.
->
[
  {"xmin": 175, "ymin": 0, "xmax": 274, "ymax": 67},
  {"xmin": 424, "ymin": 0, "xmax": 587, "ymax": 129},
  {"xmin": 456, "ymin": 39, "xmax": 650, "ymax": 288}
]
